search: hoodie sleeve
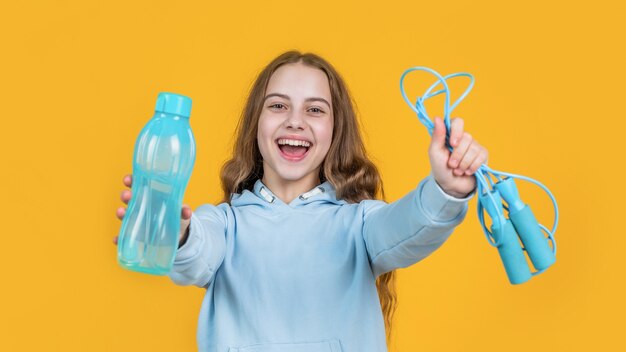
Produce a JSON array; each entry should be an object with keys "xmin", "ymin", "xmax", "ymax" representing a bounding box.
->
[
  {"xmin": 362, "ymin": 174, "xmax": 474, "ymax": 277},
  {"xmin": 168, "ymin": 203, "xmax": 228, "ymax": 288}
]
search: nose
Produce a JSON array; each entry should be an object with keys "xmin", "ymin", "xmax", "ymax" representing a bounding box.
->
[{"xmin": 284, "ymin": 111, "xmax": 305, "ymax": 130}]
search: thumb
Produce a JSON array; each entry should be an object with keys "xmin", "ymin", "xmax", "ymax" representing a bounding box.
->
[{"xmin": 430, "ymin": 117, "xmax": 448, "ymax": 152}]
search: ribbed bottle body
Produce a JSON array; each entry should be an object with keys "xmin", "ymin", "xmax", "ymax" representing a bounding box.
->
[{"xmin": 118, "ymin": 111, "xmax": 195, "ymax": 275}]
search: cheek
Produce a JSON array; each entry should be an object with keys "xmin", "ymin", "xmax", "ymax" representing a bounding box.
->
[
  {"xmin": 257, "ymin": 116, "xmax": 273, "ymax": 157},
  {"xmin": 256, "ymin": 133, "xmax": 268, "ymax": 159},
  {"xmin": 257, "ymin": 115, "xmax": 286, "ymax": 158},
  {"xmin": 317, "ymin": 121, "xmax": 334, "ymax": 149}
]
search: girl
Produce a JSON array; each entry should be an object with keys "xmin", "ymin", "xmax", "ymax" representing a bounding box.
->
[{"xmin": 115, "ymin": 51, "xmax": 488, "ymax": 352}]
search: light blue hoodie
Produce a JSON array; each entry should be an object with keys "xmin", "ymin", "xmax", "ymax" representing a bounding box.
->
[{"xmin": 168, "ymin": 174, "xmax": 473, "ymax": 352}]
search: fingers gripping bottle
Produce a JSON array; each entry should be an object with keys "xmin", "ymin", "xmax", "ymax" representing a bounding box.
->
[{"xmin": 118, "ymin": 92, "xmax": 195, "ymax": 275}]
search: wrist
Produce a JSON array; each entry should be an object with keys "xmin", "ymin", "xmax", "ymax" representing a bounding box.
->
[
  {"xmin": 446, "ymin": 191, "xmax": 469, "ymax": 198},
  {"xmin": 434, "ymin": 179, "xmax": 474, "ymax": 199},
  {"xmin": 443, "ymin": 188, "xmax": 472, "ymax": 199}
]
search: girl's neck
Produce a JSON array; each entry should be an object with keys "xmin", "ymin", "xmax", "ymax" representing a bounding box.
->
[{"xmin": 261, "ymin": 173, "xmax": 320, "ymax": 204}]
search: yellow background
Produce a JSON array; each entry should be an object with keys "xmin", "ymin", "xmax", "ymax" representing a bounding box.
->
[{"xmin": 1, "ymin": 0, "xmax": 623, "ymax": 351}]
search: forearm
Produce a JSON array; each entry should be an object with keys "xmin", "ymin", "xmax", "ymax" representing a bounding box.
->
[
  {"xmin": 168, "ymin": 206, "xmax": 227, "ymax": 288},
  {"xmin": 363, "ymin": 174, "xmax": 473, "ymax": 277}
]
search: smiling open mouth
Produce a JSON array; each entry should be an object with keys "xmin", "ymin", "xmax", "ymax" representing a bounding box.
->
[{"xmin": 277, "ymin": 138, "xmax": 311, "ymax": 159}]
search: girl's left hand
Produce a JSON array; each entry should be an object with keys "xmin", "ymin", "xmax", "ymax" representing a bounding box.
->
[{"xmin": 428, "ymin": 117, "xmax": 488, "ymax": 198}]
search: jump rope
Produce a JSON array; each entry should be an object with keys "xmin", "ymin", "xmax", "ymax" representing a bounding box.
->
[{"xmin": 399, "ymin": 67, "xmax": 558, "ymax": 284}]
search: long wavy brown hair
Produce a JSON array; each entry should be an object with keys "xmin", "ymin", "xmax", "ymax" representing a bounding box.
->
[{"xmin": 220, "ymin": 51, "xmax": 398, "ymax": 343}]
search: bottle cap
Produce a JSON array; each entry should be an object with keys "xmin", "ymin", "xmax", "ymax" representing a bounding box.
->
[{"xmin": 155, "ymin": 92, "xmax": 192, "ymax": 118}]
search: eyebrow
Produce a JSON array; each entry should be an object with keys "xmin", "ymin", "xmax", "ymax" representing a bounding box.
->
[{"xmin": 264, "ymin": 93, "xmax": 331, "ymax": 108}]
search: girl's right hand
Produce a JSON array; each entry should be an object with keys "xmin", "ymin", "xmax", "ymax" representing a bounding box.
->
[{"xmin": 114, "ymin": 174, "xmax": 193, "ymax": 247}]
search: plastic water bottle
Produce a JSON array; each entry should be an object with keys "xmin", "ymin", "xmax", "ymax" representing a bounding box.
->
[{"xmin": 117, "ymin": 92, "xmax": 195, "ymax": 275}]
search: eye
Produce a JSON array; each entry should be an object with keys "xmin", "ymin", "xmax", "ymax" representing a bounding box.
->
[
  {"xmin": 308, "ymin": 107, "xmax": 325, "ymax": 114},
  {"xmin": 269, "ymin": 103, "xmax": 287, "ymax": 110}
]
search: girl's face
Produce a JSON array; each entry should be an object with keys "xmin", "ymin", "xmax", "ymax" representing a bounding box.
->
[{"xmin": 257, "ymin": 62, "xmax": 334, "ymax": 188}]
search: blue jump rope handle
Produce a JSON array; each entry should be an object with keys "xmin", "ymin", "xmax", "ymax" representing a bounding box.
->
[
  {"xmin": 480, "ymin": 190, "xmax": 532, "ymax": 284},
  {"xmin": 509, "ymin": 205, "xmax": 556, "ymax": 270},
  {"xmin": 494, "ymin": 177, "xmax": 556, "ymax": 271},
  {"xmin": 492, "ymin": 220, "xmax": 532, "ymax": 285}
]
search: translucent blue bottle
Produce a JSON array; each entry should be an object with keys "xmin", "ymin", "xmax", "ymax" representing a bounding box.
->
[{"xmin": 118, "ymin": 92, "xmax": 195, "ymax": 275}]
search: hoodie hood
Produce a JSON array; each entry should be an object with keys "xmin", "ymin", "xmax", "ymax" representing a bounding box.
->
[{"xmin": 230, "ymin": 179, "xmax": 347, "ymax": 209}]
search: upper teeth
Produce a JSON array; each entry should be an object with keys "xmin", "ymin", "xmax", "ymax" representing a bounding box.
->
[{"xmin": 278, "ymin": 139, "xmax": 311, "ymax": 147}]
